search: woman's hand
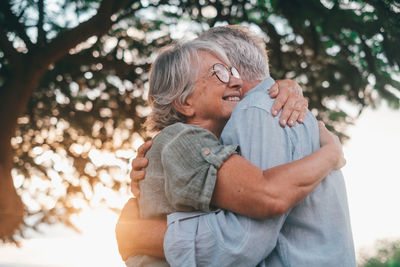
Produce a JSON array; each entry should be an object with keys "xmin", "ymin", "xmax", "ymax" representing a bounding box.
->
[
  {"xmin": 269, "ymin": 79, "xmax": 308, "ymax": 127},
  {"xmin": 318, "ymin": 121, "xmax": 346, "ymax": 170}
]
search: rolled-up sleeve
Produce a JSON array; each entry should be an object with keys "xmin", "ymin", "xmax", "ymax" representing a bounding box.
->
[{"xmin": 161, "ymin": 125, "xmax": 238, "ymax": 212}]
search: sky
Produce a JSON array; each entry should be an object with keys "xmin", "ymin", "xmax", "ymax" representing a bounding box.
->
[
  {"xmin": 0, "ymin": 103, "xmax": 399, "ymax": 266},
  {"xmin": 342, "ymin": 103, "xmax": 400, "ymax": 257}
]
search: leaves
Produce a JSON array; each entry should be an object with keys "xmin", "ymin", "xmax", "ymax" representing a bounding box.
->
[{"xmin": 360, "ymin": 240, "xmax": 400, "ymax": 267}]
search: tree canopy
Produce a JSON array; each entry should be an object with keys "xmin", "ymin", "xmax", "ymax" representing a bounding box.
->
[{"xmin": 0, "ymin": 0, "xmax": 399, "ymax": 242}]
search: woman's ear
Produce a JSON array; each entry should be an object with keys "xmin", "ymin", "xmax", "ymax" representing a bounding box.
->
[{"xmin": 173, "ymin": 96, "xmax": 195, "ymax": 118}]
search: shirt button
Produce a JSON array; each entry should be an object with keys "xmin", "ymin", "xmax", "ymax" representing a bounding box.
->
[{"xmin": 203, "ymin": 150, "xmax": 210, "ymax": 155}]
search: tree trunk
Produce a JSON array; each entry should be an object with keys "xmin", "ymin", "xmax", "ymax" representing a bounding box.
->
[
  {"xmin": 0, "ymin": 92, "xmax": 24, "ymax": 239},
  {"xmin": 0, "ymin": 55, "xmax": 46, "ymax": 239},
  {"xmin": 0, "ymin": 0, "xmax": 123, "ymax": 239},
  {"xmin": 0, "ymin": 153, "xmax": 24, "ymax": 240}
]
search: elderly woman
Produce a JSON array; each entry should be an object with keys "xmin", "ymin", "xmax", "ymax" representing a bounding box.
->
[{"xmin": 124, "ymin": 39, "xmax": 345, "ymax": 267}]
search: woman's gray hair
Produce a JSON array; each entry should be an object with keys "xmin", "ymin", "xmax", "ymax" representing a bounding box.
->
[
  {"xmin": 147, "ymin": 40, "xmax": 230, "ymax": 132},
  {"xmin": 198, "ymin": 25, "xmax": 269, "ymax": 81}
]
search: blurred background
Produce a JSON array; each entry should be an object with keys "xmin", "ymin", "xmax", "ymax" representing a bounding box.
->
[{"xmin": 0, "ymin": 0, "xmax": 399, "ymax": 266}]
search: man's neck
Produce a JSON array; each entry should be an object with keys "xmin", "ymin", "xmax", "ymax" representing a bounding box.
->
[{"xmin": 242, "ymin": 79, "xmax": 263, "ymax": 95}]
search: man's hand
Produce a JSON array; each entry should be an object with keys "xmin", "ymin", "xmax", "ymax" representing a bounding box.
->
[
  {"xmin": 130, "ymin": 140, "xmax": 152, "ymax": 197},
  {"xmin": 269, "ymin": 79, "xmax": 308, "ymax": 127},
  {"xmin": 116, "ymin": 198, "xmax": 141, "ymax": 261}
]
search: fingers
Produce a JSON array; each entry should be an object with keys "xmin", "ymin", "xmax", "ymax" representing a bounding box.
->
[
  {"xmin": 297, "ymin": 99, "xmax": 308, "ymax": 123},
  {"xmin": 272, "ymin": 80, "xmax": 306, "ymax": 124},
  {"xmin": 130, "ymin": 166, "xmax": 146, "ymax": 181},
  {"xmin": 287, "ymin": 111, "xmax": 300, "ymax": 127},
  {"xmin": 131, "ymin": 184, "xmax": 140, "ymax": 198},
  {"xmin": 318, "ymin": 121, "xmax": 341, "ymax": 146},
  {"xmin": 131, "ymin": 157, "xmax": 149, "ymax": 172},
  {"xmin": 129, "ymin": 141, "xmax": 152, "ymax": 198},
  {"xmin": 282, "ymin": 98, "xmax": 308, "ymax": 126},
  {"xmin": 137, "ymin": 140, "xmax": 152, "ymax": 158},
  {"xmin": 287, "ymin": 99, "xmax": 308, "ymax": 125},
  {"xmin": 293, "ymin": 82, "xmax": 303, "ymax": 97},
  {"xmin": 271, "ymin": 87, "xmax": 289, "ymax": 117},
  {"xmin": 318, "ymin": 121, "xmax": 330, "ymax": 146},
  {"xmin": 131, "ymin": 180, "xmax": 142, "ymax": 198},
  {"xmin": 130, "ymin": 158, "xmax": 147, "ymax": 197},
  {"xmin": 318, "ymin": 121, "xmax": 334, "ymax": 136},
  {"xmin": 130, "ymin": 168, "xmax": 145, "ymax": 197},
  {"xmin": 279, "ymin": 97, "xmax": 296, "ymax": 126},
  {"xmin": 317, "ymin": 121, "xmax": 346, "ymax": 169},
  {"xmin": 269, "ymin": 83, "xmax": 279, "ymax": 98}
]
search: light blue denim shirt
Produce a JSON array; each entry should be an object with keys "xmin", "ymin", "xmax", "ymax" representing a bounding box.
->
[{"xmin": 164, "ymin": 77, "xmax": 356, "ymax": 267}]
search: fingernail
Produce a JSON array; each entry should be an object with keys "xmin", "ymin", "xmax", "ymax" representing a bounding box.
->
[
  {"xmin": 272, "ymin": 109, "xmax": 278, "ymax": 116},
  {"xmin": 281, "ymin": 119, "xmax": 286, "ymax": 125},
  {"xmin": 299, "ymin": 118, "xmax": 303, "ymax": 123},
  {"xmin": 289, "ymin": 120, "xmax": 294, "ymax": 126}
]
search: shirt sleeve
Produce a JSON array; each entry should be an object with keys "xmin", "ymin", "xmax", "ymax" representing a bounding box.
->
[{"xmin": 161, "ymin": 125, "xmax": 238, "ymax": 212}]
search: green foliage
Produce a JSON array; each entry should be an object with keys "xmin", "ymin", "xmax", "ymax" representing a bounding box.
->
[
  {"xmin": 0, "ymin": 0, "xmax": 399, "ymax": 241},
  {"xmin": 360, "ymin": 240, "xmax": 400, "ymax": 267}
]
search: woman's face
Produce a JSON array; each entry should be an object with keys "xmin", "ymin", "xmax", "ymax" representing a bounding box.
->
[{"xmin": 187, "ymin": 51, "xmax": 243, "ymax": 127}]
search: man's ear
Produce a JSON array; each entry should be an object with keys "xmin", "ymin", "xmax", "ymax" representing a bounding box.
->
[{"xmin": 173, "ymin": 97, "xmax": 195, "ymax": 118}]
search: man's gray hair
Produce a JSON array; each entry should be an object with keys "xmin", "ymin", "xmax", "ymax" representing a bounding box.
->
[
  {"xmin": 198, "ymin": 25, "xmax": 269, "ymax": 81},
  {"xmin": 147, "ymin": 40, "xmax": 230, "ymax": 131}
]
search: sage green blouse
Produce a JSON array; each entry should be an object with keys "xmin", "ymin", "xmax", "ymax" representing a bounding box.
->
[
  {"xmin": 138, "ymin": 122, "xmax": 238, "ymax": 220},
  {"xmin": 129, "ymin": 123, "xmax": 237, "ymax": 266}
]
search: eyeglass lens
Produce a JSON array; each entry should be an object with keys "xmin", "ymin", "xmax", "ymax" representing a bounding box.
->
[{"xmin": 213, "ymin": 63, "xmax": 240, "ymax": 84}]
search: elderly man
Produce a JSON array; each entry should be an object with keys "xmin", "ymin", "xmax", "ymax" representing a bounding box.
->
[{"xmin": 117, "ymin": 26, "xmax": 355, "ymax": 266}]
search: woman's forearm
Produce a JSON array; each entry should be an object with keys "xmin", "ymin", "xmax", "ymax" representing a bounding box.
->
[
  {"xmin": 212, "ymin": 145, "xmax": 340, "ymax": 218},
  {"xmin": 259, "ymin": 144, "xmax": 339, "ymax": 215},
  {"xmin": 116, "ymin": 218, "xmax": 166, "ymax": 260}
]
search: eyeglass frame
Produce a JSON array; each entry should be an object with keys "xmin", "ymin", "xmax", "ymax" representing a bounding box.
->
[{"xmin": 208, "ymin": 63, "xmax": 241, "ymax": 84}]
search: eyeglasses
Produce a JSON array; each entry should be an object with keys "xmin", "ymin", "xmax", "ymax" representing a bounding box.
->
[{"xmin": 210, "ymin": 63, "xmax": 241, "ymax": 84}]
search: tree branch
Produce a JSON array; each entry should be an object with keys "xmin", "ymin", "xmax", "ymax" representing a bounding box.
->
[
  {"xmin": 37, "ymin": 0, "xmax": 46, "ymax": 46},
  {"xmin": 0, "ymin": 1, "xmax": 34, "ymax": 49},
  {"xmin": 38, "ymin": 0, "xmax": 134, "ymax": 67},
  {"xmin": 56, "ymin": 51, "xmax": 149, "ymax": 82}
]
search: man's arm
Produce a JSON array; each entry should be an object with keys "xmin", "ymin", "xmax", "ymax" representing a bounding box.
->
[{"xmin": 130, "ymin": 140, "xmax": 152, "ymax": 198}]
